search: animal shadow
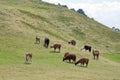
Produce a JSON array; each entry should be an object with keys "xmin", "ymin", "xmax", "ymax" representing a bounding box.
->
[
  {"xmin": 76, "ymin": 65, "xmax": 88, "ymax": 68},
  {"xmin": 24, "ymin": 63, "xmax": 31, "ymax": 65},
  {"xmin": 50, "ymin": 51, "xmax": 60, "ymax": 53},
  {"xmin": 65, "ymin": 61, "xmax": 75, "ymax": 64}
]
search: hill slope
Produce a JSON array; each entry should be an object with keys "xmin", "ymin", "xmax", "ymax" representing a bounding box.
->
[
  {"xmin": 0, "ymin": 0, "xmax": 120, "ymax": 53},
  {"xmin": 0, "ymin": 0, "xmax": 120, "ymax": 80}
]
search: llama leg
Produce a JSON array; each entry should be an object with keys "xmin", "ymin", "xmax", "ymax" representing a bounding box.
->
[
  {"xmin": 25, "ymin": 56, "xmax": 29, "ymax": 64},
  {"xmin": 97, "ymin": 55, "xmax": 99, "ymax": 60},
  {"xmin": 83, "ymin": 63, "xmax": 85, "ymax": 67},
  {"xmin": 69, "ymin": 59, "xmax": 71, "ymax": 63},
  {"xmin": 86, "ymin": 63, "xmax": 88, "ymax": 67},
  {"xmin": 59, "ymin": 48, "xmax": 60, "ymax": 52},
  {"xmin": 54, "ymin": 48, "xmax": 55, "ymax": 52},
  {"xmin": 94, "ymin": 56, "xmax": 95, "ymax": 59}
]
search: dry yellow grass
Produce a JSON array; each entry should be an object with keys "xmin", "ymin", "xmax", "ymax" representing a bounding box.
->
[{"xmin": 0, "ymin": 56, "xmax": 120, "ymax": 80}]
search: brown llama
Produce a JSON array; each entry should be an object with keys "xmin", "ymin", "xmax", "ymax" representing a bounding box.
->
[
  {"xmin": 50, "ymin": 44, "xmax": 61, "ymax": 52},
  {"xmin": 25, "ymin": 53, "xmax": 32, "ymax": 64},
  {"xmin": 75, "ymin": 58, "xmax": 89, "ymax": 67},
  {"xmin": 68, "ymin": 40, "xmax": 76, "ymax": 46},
  {"xmin": 92, "ymin": 49, "xmax": 99, "ymax": 60},
  {"xmin": 63, "ymin": 53, "xmax": 76, "ymax": 63}
]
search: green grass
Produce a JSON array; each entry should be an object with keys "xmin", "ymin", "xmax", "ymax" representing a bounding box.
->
[{"xmin": 102, "ymin": 53, "xmax": 120, "ymax": 63}]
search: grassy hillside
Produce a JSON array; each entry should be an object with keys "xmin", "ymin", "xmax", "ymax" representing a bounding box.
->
[{"xmin": 0, "ymin": 0, "xmax": 120, "ymax": 80}]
